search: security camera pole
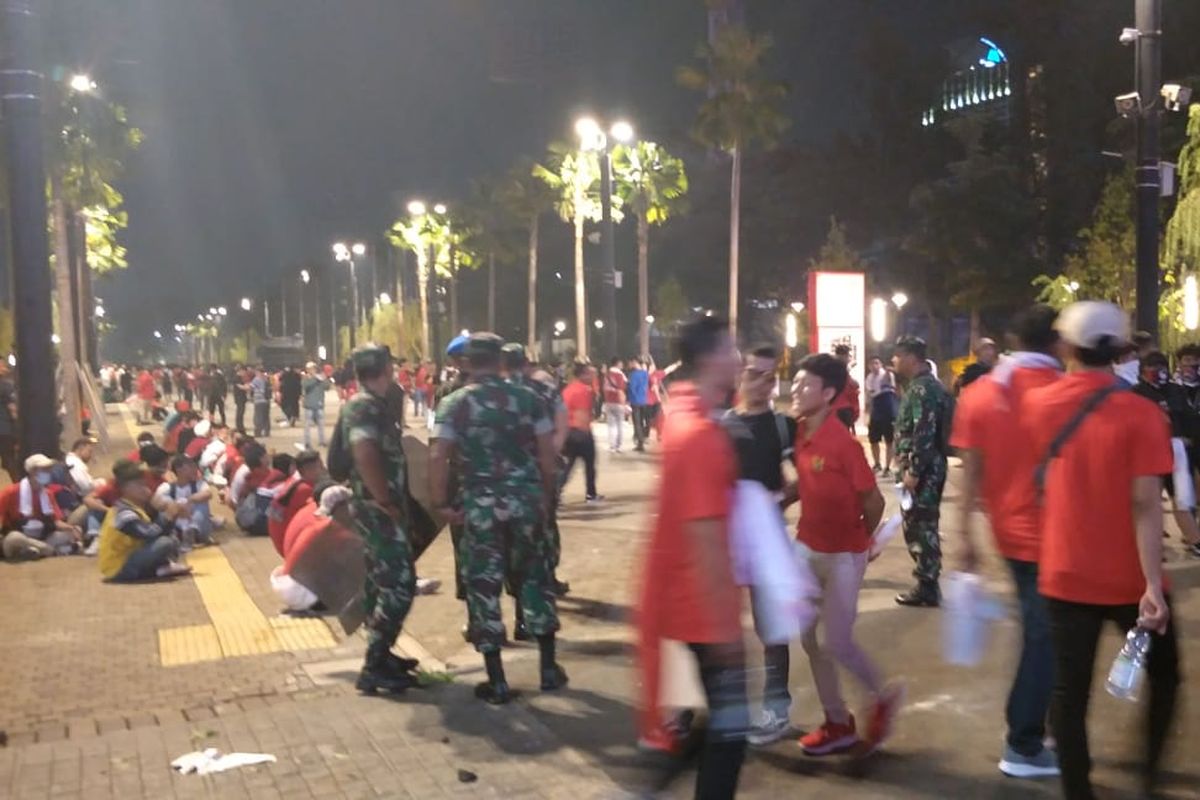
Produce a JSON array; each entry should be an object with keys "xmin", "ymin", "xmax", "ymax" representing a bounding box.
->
[
  {"xmin": 2, "ymin": 1, "xmax": 59, "ymax": 458},
  {"xmin": 1134, "ymin": 0, "xmax": 1162, "ymax": 338}
]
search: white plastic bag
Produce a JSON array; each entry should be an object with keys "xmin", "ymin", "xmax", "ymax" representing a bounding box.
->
[
  {"xmin": 269, "ymin": 566, "xmax": 319, "ymax": 611},
  {"xmin": 728, "ymin": 480, "xmax": 818, "ymax": 644},
  {"xmin": 868, "ymin": 514, "xmax": 902, "ymax": 560},
  {"xmin": 941, "ymin": 571, "xmax": 1005, "ymax": 666},
  {"xmin": 1172, "ymin": 438, "xmax": 1194, "ymax": 511}
]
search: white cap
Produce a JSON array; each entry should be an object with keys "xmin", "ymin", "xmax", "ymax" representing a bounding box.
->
[
  {"xmin": 193, "ymin": 420, "xmax": 211, "ymax": 438},
  {"xmin": 317, "ymin": 485, "xmax": 352, "ymax": 517},
  {"xmin": 1055, "ymin": 301, "xmax": 1130, "ymax": 349},
  {"xmin": 24, "ymin": 453, "xmax": 54, "ymax": 473}
]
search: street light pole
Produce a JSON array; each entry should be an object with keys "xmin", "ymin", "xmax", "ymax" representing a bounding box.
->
[
  {"xmin": 1134, "ymin": 0, "xmax": 1162, "ymax": 338},
  {"xmin": 599, "ymin": 144, "xmax": 617, "ymax": 360},
  {"xmin": 3, "ymin": 0, "xmax": 58, "ymax": 457}
]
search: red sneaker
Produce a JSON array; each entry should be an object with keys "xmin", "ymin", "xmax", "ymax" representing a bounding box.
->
[
  {"xmin": 799, "ymin": 714, "xmax": 858, "ymax": 756},
  {"xmin": 863, "ymin": 684, "xmax": 905, "ymax": 752}
]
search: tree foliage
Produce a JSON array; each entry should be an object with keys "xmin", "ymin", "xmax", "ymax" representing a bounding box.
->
[
  {"xmin": 611, "ymin": 140, "xmax": 689, "ymax": 225},
  {"xmin": 532, "ymin": 142, "xmax": 607, "ymax": 225},
  {"xmin": 809, "ymin": 216, "xmax": 865, "ymax": 273}
]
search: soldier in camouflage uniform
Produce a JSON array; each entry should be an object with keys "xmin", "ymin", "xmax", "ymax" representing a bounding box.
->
[
  {"xmin": 502, "ymin": 344, "xmax": 572, "ymax": 627},
  {"xmin": 340, "ymin": 344, "xmax": 420, "ymax": 693},
  {"xmin": 431, "ymin": 333, "xmax": 565, "ymax": 704},
  {"xmin": 892, "ymin": 335, "xmax": 950, "ymax": 607},
  {"xmin": 436, "ymin": 335, "xmax": 470, "ymax": 604}
]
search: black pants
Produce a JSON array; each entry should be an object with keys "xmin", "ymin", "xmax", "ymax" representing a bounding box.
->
[
  {"xmin": 234, "ymin": 400, "xmax": 247, "ymax": 433},
  {"xmin": 687, "ymin": 643, "xmax": 748, "ymax": 800},
  {"xmin": 560, "ymin": 429, "xmax": 597, "ymax": 498},
  {"xmin": 631, "ymin": 405, "xmax": 651, "ymax": 448},
  {"xmin": 1046, "ymin": 596, "xmax": 1180, "ymax": 800},
  {"xmin": 207, "ymin": 396, "xmax": 226, "ymax": 425}
]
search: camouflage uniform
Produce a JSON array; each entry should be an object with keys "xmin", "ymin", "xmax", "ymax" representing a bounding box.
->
[
  {"xmin": 434, "ymin": 370, "xmax": 469, "ymax": 599},
  {"xmin": 510, "ymin": 373, "xmax": 565, "ymax": 576},
  {"xmin": 435, "ymin": 374, "xmax": 557, "ymax": 653},
  {"xmin": 341, "ymin": 385, "xmax": 415, "ymax": 652},
  {"xmin": 894, "ymin": 369, "xmax": 949, "ymax": 585}
]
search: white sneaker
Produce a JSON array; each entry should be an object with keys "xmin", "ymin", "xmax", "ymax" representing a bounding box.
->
[
  {"xmin": 747, "ymin": 709, "xmax": 794, "ymax": 746},
  {"xmin": 415, "ymin": 577, "xmax": 441, "ymax": 595},
  {"xmin": 83, "ymin": 539, "xmax": 100, "ymax": 557}
]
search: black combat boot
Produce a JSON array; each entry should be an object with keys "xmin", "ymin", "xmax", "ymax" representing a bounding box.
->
[
  {"xmin": 356, "ymin": 643, "xmax": 416, "ymax": 694},
  {"xmin": 895, "ymin": 581, "xmax": 940, "ymax": 608},
  {"xmin": 538, "ymin": 634, "xmax": 569, "ymax": 690},
  {"xmin": 475, "ymin": 651, "xmax": 515, "ymax": 705}
]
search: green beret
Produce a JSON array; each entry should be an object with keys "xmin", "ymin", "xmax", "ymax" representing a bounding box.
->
[{"xmin": 464, "ymin": 332, "xmax": 504, "ymax": 358}]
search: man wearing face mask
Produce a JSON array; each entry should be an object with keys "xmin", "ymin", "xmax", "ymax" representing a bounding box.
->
[
  {"xmin": 1133, "ymin": 351, "xmax": 1200, "ymax": 557},
  {"xmin": 0, "ymin": 454, "xmax": 83, "ymax": 559}
]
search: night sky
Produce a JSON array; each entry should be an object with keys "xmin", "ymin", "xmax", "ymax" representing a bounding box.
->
[{"xmin": 54, "ymin": 0, "xmax": 966, "ymax": 356}]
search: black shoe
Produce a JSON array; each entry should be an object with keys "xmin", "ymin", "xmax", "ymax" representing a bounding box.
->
[
  {"xmin": 895, "ymin": 584, "xmax": 940, "ymax": 607},
  {"xmin": 513, "ymin": 622, "xmax": 533, "ymax": 642},
  {"xmin": 552, "ymin": 579, "xmax": 571, "ymax": 597},
  {"xmin": 356, "ymin": 664, "xmax": 416, "ymax": 694},
  {"xmin": 474, "ymin": 680, "xmax": 516, "ymax": 705},
  {"xmin": 386, "ymin": 652, "xmax": 419, "ymax": 673},
  {"xmin": 540, "ymin": 664, "xmax": 569, "ymax": 691}
]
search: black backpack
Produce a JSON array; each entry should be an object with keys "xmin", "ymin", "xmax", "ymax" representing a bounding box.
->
[{"xmin": 327, "ymin": 408, "xmax": 352, "ymax": 482}]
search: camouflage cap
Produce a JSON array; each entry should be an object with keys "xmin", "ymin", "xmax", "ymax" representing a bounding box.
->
[
  {"xmin": 464, "ymin": 332, "xmax": 504, "ymax": 359},
  {"xmin": 351, "ymin": 343, "xmax": 392, "ymax": 371},
  {"xmin": 446, "ymin": 334, "xmax": 470, "ymax": 357}
]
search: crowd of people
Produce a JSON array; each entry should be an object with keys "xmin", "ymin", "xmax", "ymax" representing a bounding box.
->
[{"xmin": 4, "ymin": 300, "xmax": 1196, "ymax": 800}]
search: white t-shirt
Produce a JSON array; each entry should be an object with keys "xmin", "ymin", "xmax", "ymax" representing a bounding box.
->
[
  {"xmin": 228, "ymin": 464, "xmax": 251, "ymax": 505},
  {"xmin": 65, "ymin": 453, "xmax": 97, "ymax": 495}
]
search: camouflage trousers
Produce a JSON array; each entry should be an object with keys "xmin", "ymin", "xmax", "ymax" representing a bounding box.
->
[
  {"xmin": 355, "ymin": 502, "xmax": 416, "ymax": 651},
  {"xmin": 462, "ymin": 491, "xmax": 558, "ymax": 653},
  {"xmin": 901, "ymin": 463, "xmax": 947, "ymax": 585},
  {"xmin": 450, "ymin": 522, "xmax": 466, "ymax": 600}
]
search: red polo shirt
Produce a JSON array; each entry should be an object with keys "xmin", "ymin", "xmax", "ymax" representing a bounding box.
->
[
  {"xmin": 794, "ymin": 412, "xmax": 877, "ymax": 553},
  {"xmin": 1023, "ymin": 371, "xmax": 1172, "ymax": 605},
  {"xmin": 603, "ymin": 369, "xmax": 627, "ymax": 404},
  {"xmin": 949, "ymin": 365, "xmax": 1060, "ymax": 563}
]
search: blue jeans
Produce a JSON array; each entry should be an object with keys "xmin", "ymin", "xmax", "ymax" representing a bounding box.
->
[
  {"xmin": 110, "ymin": 536, "xmax": 179, "ymax": 583},
  {"xmin": 1006, "ymin": 558, "xmax": 1054, "ymax": 756},
  {"xmin": 303, "ymin": 406, "xmax": 325, "ymax": 449}
]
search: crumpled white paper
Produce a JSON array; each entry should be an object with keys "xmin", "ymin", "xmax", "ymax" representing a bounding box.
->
[{"xmin": 171, "ymin": 748, "xmax": 276, "ymax": 775}]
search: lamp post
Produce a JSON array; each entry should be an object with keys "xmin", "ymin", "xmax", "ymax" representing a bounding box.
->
[
  {"xmin": 576, "ymin": 116, "xmax": 634, "ymax": 359},
  {"xmin": 334, "ymin": 242, "xmax": 366, "ymax": 350},
  {"xmin": 1133, "ymin": 0, "xmax": 1163, "ymax": 338},
  {"xmin": 299, "ymin": 269, "xmax": 310, "ymax": 351}
]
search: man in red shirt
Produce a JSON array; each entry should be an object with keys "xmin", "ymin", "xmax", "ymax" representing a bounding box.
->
[
  {"xmin": 560, "ymin": 363, "xmax": 601, "ymax": 502},
  {"xmin": 267, "ymin": 450, "xmax": 325, "ymax": 555},
  {"xmin": 602, "ymin": 357, "xmax": 628, "ymax": 452},
  {"xmin": 135, "ymin": 368, "xmax": 156, "ymax": 424},
  {"xmin": 952, "ymin": 305, "xmax": 1062, "ymax": 779},
  {"xmin": 832, "ymin": 344, "xmax": 861, "ymax": 433},
  {"xmin": 636, "ymin": 315, "xmax": 745, "ymax": 797},
  {"xmin": 1022, "ymin": 301, "xmax": 1176, "ymax": 800},
  {"xmin": 789, "ymin": 354, "xmax": 899, "ymax": 756}
]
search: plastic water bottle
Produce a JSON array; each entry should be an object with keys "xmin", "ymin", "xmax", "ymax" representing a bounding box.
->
[{"xmin": 1106, "ymin": 627, "xmax": 1152, "ymax": 702}]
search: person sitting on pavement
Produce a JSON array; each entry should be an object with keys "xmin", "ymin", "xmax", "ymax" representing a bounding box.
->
[
  {"xmin": 0, "ymin": 454, "xmax": 83, "ymax": 560},
  {"xmin": 183, "ymin": 419, "xmax": 213, "ymax": 461},
  {"xmin": 155, "ymin": 454, "xmax": 217, "ymax": 548},
  {"xmin": 198, "ymin": 423, "xmax": 230, "ymax": 477},
  {"xmin": 267, "ymin": 449, "xmax": 324, "ymax": 556},
  {"xmin": 59, "ymin": 437, "xmax": 100, "ymax": 498},
  {"xmin": 126, "ymin": 431, "xmax": 156, "ymax": 462},
  {"xmin": 272, "ymin": 482, "xmax": 350, "ymax": 612},
  {"xmin": 227, "ymin": 440, "xmax": 269, "ymax": 509},
  {"xmin": 173, "ymin": 411, "xmax": 202, "ymax": 455},
  {"xmin": 98, "ymin": 459, "xmax": 191, "ymax": 583}
]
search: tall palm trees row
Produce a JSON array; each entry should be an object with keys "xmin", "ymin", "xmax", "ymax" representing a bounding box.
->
[{"xmin": 384, "ymin": 21, "xmax": 786, "ymax": 361}]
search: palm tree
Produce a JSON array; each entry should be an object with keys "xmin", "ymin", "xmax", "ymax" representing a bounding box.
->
[
  {"xmin": 502, "ymin": 159, "xmax": 557, "ymax": 353},
  {"xmin": 463, "ymin": 178, "xmax": 522, "ymax": 332},
  {"xmin": 677, "ymin": 24, "xmax": 789, "ymax": 336},
  {"xmin": 612, "ymin": 140, "xmax": 689, "ymax": 357},
  {"xmin": 534, "ymin": 143, "xmax": 602, "ymax": 358},
  {"xmin": 388, "ymin": 208, "xmax": 451, "ymax": 359}
]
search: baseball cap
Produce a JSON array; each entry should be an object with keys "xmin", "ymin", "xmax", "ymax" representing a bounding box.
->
[
  {"xmin": 446, "ymin": 334, "xmax": 470, "ymax": 357},
  {"xmin": 1055, "ymin": 301, "xmax": 1129, "ymax": 349},
  {"xmin": 24, "ymin": 453, "xmax": 54, "ymax": 473},
  {"xmin": 193, "ymin": 419, "xmax": 211, "ymax": 438}
]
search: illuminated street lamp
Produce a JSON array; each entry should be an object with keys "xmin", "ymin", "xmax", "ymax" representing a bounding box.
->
[
  {"xmin": 576, "ymin": 114, "xmax": 635, "ymax": 357},
  {"xmin": 554, "ymin": 319, "xmax": 567, "ymax": 334},
  {"xmin": 593, "ymin": 319, "xmax": 605, "ymax": 330},
  {"xmin": 790, "ymin": 301, "xmax": 805, "ymax": 314},
  {"xmin": 870, "ymin": 298, "xmax": 889, "ymax": 343},
  {"xmin": 891, "ymin": 292, "xmax": 909, "ymax": 310},
  {"xmin": 432, "ymin": 204, "xmax": 446, "ymax": 216},
  {"xmin": 240, "ymin": 297, "xmax": 252, "ymax": 312},
  {"xmin": 69, "ymin": 73, "xmax": 96, "ymax": 93},
  {"xmin": 785, "ymin": 313, "xmax": 799, "ymax": 349},
  {"xmin": 217, "ymin": 306, "xmax": 227, "ymax": 316},
  {"xmin": 334, "ymin": 241, "xmax": 367, "ymax": 348},
  {"xmin": 1185, "ymin": 275, "xmax": 1199, "ymax": 331},
  {"xmin": 94, "ymin": 305, "xmax": 105, "ymax": 319},
  {"xmin": 153, "ymin": 330, "xmax": 162, "ymax": 339},
  {"xmin": 645, "ymin": 315, "xmax": 655, "ymax": 324},
  {"xmin": 407, "ymin": 200, "xmax": 426, "ymax": 216},
  {"xmin": 378, "ymin": 292, "xmax": 391, "ymax": 306}
]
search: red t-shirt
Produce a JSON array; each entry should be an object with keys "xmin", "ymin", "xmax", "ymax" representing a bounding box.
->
[
  {"xmin": 184, "ymin": 436, "xmax": 210, "ymax": 461},
  {"xmin": 1023, "ymin": 371, "xmax": 1173, "ymax": 605},
  {"xmin": 136, "ymin": 371, "xmax": 156, "ymax": 401},
  {"xmin": 603, "ymin": 369, "xmax": 628, "ymax": 404},
  {"xmin": 647, "ymin": 371, "xmax": 664, "ymax": 406},
  {"xmin": 562, "ymin": 381, "xmax": 595, "ymax": 431},
  {"xmin": 397, "ymin": 368, "xmax": 414, "ymax": 392},
  {"xmin": 284, "ymin": 516, "xmax": 353, "ymax": 576},
  {"xmin": 950, "ymin": 365, "xmax": 1059, "ymax": 562},
  {"xmin": 794, "ymin": 413, "xmax": 877, "ymax": 553},
  {"xmin": 641, "ymin": 382, "xmax": 739, "ymax": 642},
  {"xmin": 831, "ymin": 376, "xmax": 860, "ymax": 416},
  {"xmin": 267, "ymin": 475, "xmax": 314, "ymax": 556},
  {"xmin": 0, "ymin": 480, "xmax": 64, "ymax": 528},
  {"xmin": 281, "ymin": 501, "xmax": 320, "ymax": 561}
]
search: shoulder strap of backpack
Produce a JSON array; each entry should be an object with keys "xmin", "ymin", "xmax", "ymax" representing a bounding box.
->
[{"xmin": 1034, "ymin": 383, "xmax": 1124, "ymax": 497}]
